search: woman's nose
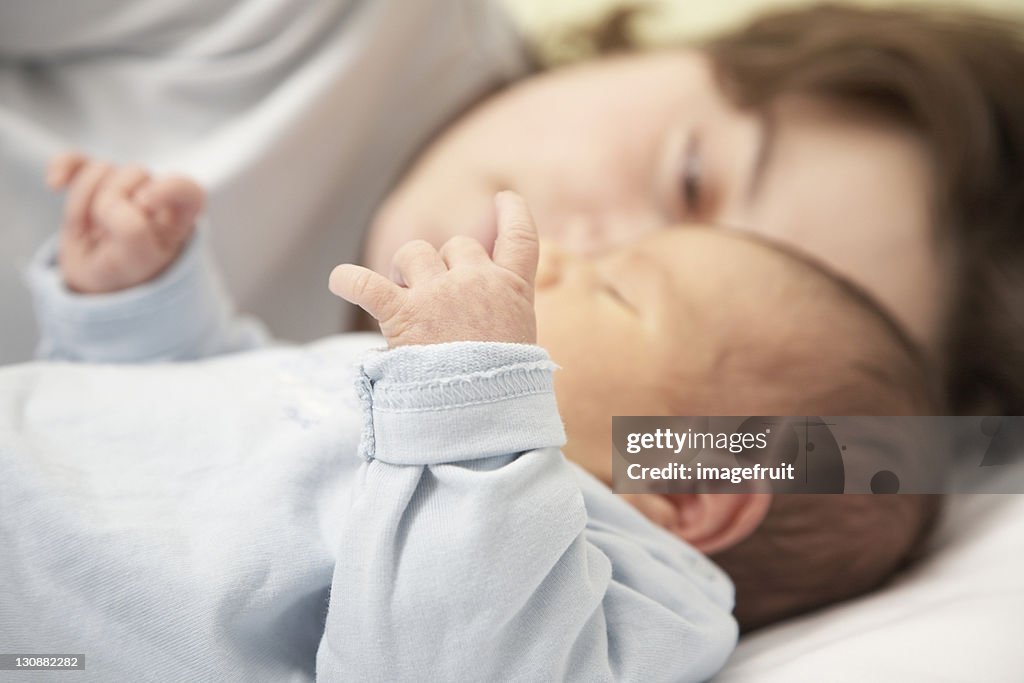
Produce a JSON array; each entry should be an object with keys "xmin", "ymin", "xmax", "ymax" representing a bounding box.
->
[{"xmin": 558, "ymin": 214, "xmax": 604, "ymax": 255}]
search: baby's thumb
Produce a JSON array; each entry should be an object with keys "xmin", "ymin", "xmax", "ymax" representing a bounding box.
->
[
  {"xmin": 329, "ymin": 264, "xmax": 404, "ymax": 323},
  {"xmin": 492, "ymin": 191, "xmax": 539, "ymax": 285}
]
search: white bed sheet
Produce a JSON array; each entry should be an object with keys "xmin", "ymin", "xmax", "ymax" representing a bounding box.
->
[{"xmin": 717, "ymin": 494, "xmax": 1024, "ymax": 681}]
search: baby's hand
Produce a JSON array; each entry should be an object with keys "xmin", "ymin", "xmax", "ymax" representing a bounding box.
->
[
  {"xmin": 330, "ymin": 192, "xmax": 538, "ymax": 347},
  {"xmin": 47, "ymin": 152, "xmax": 205, "ymax": 294}
]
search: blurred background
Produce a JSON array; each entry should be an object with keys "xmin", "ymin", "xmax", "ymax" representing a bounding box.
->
[{"xmin": 503, "ymin": 0, "xmax": 1024, "ymax": 62}]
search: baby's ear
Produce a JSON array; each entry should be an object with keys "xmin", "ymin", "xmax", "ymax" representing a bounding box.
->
[{"xmin": 624, "ymin": 493, "xmax": 772, "ymax": 555}]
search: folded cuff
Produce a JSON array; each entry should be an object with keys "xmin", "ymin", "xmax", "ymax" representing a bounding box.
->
[
  {"xmin": 357, "ymin": 342, "xmax": 566, "ymax": 465},
  {"xmin": 26, "ymin": 228, "xmax": 228, "ymax": 362}
]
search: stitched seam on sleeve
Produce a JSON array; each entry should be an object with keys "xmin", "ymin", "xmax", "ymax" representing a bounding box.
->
[
  {"xmin": 374, "ymin": 387, "xmax": 553, "ymax": 413},
  {"xmin": 372, "ymin": 364, "xmax": 554, "ymax": 411}
]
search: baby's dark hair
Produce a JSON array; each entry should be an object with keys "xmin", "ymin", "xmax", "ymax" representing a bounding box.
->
[
  {"xmin": 656, "ymin": 230, "xmax": 941, "ymax": 419},
  {"xmin": 717, "ymin": 493, "xmax": 942, "ymax": 631},
  {"xmin": 655, "ymin": 232, "xmax": 943, "ymax": 631}
]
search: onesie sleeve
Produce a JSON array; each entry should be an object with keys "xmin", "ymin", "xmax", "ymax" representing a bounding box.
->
[
  {"xmin": 316, "ymin": 342, "xmax": 738, "ymax": 682},
  {"xmin": 26, "ymin": 227, "xmax": 270, "ymax": 363}
]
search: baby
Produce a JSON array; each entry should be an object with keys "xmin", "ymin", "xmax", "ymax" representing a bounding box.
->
[
  {"xmin": 529, "ymin": 230, "xmax": 941, "ymax": 630},
  {"xmin": 8, "ymin": 156, "xmax": 937, "ymax": 680}
]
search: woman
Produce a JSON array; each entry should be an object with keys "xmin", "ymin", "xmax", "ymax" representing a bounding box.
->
[{"xmin": 366, "ymin": 4, "xmax": 1024, "ymax": 415}]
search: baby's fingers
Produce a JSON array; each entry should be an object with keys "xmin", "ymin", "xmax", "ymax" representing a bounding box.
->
[
  {"xmin": 93, "ymin": 166, "xmax": 150, "ymax": 221},
  {"xmin": 329, "ymin": 264, "xmax": 404, "ymax": 322},
  {"xmin": 64, "ymin": 161, "xmax": 113, "ymax": 236},
  {"xmin": 492, "ymin": 191, "xmax": 539, "ymax": 286},
  {"xmin": 105, "ymin": 165, "xmax": 150, "ymax": 199},
  {"xmin": 137, "ymin": 175, "xmax": 205, "ymax": 224},
  {"xmin": 46, "ymin": 151, "xmax": 88, "ymax": 190},
  {"xmin": 390, "ymin": 240, "xmax": 446, "ymax": 286},
  {"xmin": 440, "ymin": 235, "xmax": 490, "ymax": 269}
]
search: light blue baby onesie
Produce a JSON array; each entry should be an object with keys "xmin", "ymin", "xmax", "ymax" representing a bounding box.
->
[{"xmin": 0, "ymin": 236, "xmax": 738, "ymax": 681}]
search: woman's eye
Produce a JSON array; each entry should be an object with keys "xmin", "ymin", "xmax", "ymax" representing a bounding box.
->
[{"xmin": 680, "ymin": 134, "xmax": 703, "ymax": 218}]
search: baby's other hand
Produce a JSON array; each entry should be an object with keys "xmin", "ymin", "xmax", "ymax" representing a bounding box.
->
[
  {"xmin": 47, "ymin": 152, "xmax": 205, "ymax": 294},
  {"xmin": 330, "ymin": 192, "xmax": 538, "ymax": 347}
]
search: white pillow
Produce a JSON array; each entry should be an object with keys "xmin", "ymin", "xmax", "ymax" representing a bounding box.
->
[{"xmin": 716, "ymin": 494, "xmax": 1024, "ymax": 681}]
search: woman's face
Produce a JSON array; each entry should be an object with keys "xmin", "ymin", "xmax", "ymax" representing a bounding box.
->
[{"xmin": 367, "ymin": 50, "xmax": 947, "ymax": 352}]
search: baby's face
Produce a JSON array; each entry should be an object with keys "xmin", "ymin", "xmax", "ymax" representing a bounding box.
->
[{"xmin": 535, "ymin": 228, "xmax": 808, "ymax": 483}]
